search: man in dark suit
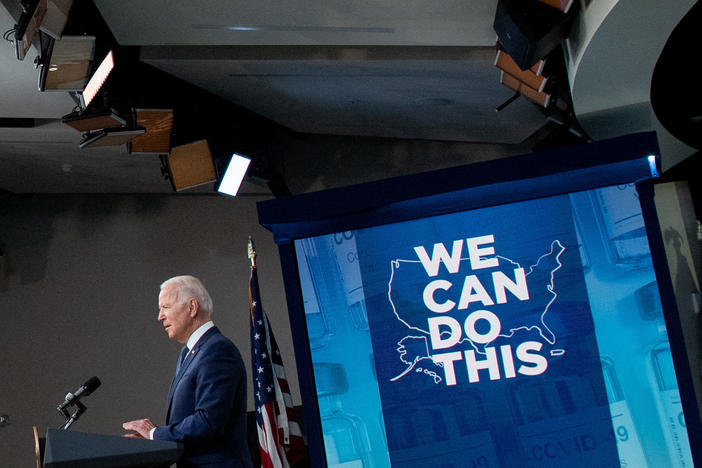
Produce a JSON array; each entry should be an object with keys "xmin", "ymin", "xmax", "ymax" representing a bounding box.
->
[{"xmin": 123, "ymin": 275, "xmax": 253, "ymax": 468}]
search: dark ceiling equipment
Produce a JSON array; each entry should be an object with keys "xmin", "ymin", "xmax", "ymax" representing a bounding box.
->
[
  {"xmin": 62, "ymin": 107, "xmax": 126, "ymax": 132},
  {"xmin": 12, "ymin": 0, "xmax": 43, "ymax": 61},
  {"xmin": 78, "ymin": 126, "xmax": 145, "ymax": 149},
  {"xmin": 5, "ymin": 0, "xmax": 335, "ymax": 196},
  {"xmin": 37, "ymin": 35, "xmax": 95, "ymax": 92},
  {"xmin": 495, "ymin": 48, "xmax": 550, "ymax": 108},
  {"xmin": 493, "ymin": 39, "xmax": 589, "ymax": 151},
  {"xmin": 493, "ymin": 0, "xmax": 578, "ymax": 71}
]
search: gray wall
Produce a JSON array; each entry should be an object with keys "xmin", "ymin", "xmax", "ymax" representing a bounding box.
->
[{"xmin": 0, "ymin": 194, "xmax": 297, "ymax": 467}]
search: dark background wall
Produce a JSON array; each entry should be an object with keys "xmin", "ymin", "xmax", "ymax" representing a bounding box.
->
[{"xmin": 0, "ymin": 194, "xmax": 296, "ymax": 467}]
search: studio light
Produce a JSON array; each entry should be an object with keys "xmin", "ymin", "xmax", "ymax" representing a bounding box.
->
[
  {"xmin": 217, "ymin": 153, "xmax": 251, "ymax": 197},
  {"xmin": 167, "ymin": 140, "xmax": 217, "ymax": 191},
  {"xmin": 79, "ymin": 126, "xmax": 146, "ymax": 149},
  {"xmin": 494, "ymin": 49, "xmax": 547, "ymax": 92},
  {"xmin": 499, "ymin": 71, "xmax": 551, "ymax": 107},
  {"xmin": 38, "ymin": 35, "xmax": 95, "ymax": 92},
  {"xmin": 81, "ymin": 50, "xmax": 114, "ymax": 109},
  {"xmin": 40, "ymin": 0, "xmax": 75, "ymax": 39},
  {"xmin": 129, "ymin": 109, "xmax": 174, "ymax": 154},
  {"xmin": 13, "ymin": 0, "xmax": 46, "ymax": 61},
  {"xmin": 62, "ymin": 107, "xmax": 126, "ymax": 132}
]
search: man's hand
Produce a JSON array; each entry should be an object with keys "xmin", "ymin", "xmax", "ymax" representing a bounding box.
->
[{"xmin": 122, "ymin": 418, "xmax": 156, "ymax": 439}]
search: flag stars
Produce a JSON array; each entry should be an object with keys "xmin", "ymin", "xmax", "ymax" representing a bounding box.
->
[{"xmin": 251, "ymin": 269, "xmax": 303, "ymax": 462}]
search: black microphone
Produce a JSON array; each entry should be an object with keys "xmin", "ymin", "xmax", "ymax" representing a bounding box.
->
[{"xmin": 57, "ymin": 376, "xmax": 101, "ymax": 412}]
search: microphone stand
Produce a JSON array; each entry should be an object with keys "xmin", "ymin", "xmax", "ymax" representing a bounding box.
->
[{"xmin": 57, "ymin": 400, "xmax": 87, "ymax": 430}]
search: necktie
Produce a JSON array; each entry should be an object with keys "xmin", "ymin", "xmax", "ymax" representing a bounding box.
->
[{"xmin": 176, "ymin": 346, "xmax": 189, "ymax": 374}]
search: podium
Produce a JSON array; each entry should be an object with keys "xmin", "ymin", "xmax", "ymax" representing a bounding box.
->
[{"xmin": 35, "ymin": 428, "xmax": 183, "ymax": 467}]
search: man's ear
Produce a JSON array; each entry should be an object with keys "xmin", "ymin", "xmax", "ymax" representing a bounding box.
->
[{"xmin": 188, "ymin": 298, "xmax": 199, "ymax": 317}]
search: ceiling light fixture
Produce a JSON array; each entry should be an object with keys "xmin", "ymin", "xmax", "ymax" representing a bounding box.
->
[{"xmin": 191, "ymin": 24, "xmax": 394, "ymax": 34}]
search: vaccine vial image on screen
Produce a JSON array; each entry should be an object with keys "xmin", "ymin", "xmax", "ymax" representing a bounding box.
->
[
  {"xmin": 571, "ymin": 185, "xmax": 696, "ymax": 467},
  {"xmin": 297, "ymin": 233, "xmax": 389, "ymax": 467},
  {"xmin": 315, "ymin": 363, "xmax": 373, "ymax": 468},
  {"xmin": 508, "ymin": 372, "xmax": 613, "ymax": 467},
  {"xmin": 329, "ymin": 232, "xmax": 369, "ymax": 331},
  {"xmin": 650, "ymin": 342, "xmax": 694, "ymax": 467},
  {"xmin": 381, "ymin": 389, "xmax": 500, "ymax": 468},
  {"xmin": 297, "ymin": 238, "xmax": 334, "ymax": 349},
  {"xmin": 601, "ymin": 358, "xmax": 648, "ymax": 467},
  {"xmin": 594, "ymin": 184, "xmax": 651, "ymax": 269}
]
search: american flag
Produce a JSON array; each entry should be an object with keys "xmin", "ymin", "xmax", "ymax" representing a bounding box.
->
[{"xmin": 249, "ymin": 238, "xmax": 306, "ymax": 468}]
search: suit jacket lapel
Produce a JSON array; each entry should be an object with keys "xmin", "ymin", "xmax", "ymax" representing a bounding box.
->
[{"xmin": 165, "ymin": 327, "xmax": 220, "ymax": 423}]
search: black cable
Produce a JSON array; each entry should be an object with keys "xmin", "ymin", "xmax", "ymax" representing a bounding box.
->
[{"xmin": 3, "ymin": 28, "xmax": 16, "ymax": 42}]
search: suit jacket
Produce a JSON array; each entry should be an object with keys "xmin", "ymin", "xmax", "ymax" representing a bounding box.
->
[{"xmin": 153, "ymin": 327, "xmax": 253, "ymax": 468}]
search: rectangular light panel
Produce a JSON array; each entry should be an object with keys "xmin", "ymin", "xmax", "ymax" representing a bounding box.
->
[
  {"xmin": 81, "ymin": 50, "xmax": 114, "ymax": 108},
  {"xmin": 40, "ymin": 0, "xmax": 74, "ymax": 39},
  {"xmin": 218, "ymin": 153, "xmax": 251, "ymax": 196},
  {"xmin": 167, "ymin": 140, "xmax": 216, "ymax": 191},
  {"xmin": 79, "ymin": 127, "xmax": 146, "ymax": 149},
  {"xmin": 129, "ymin": 109, "xmax": 174, "ymax": 153},
  {"xmin": 62, "ymin": 108, "xmax": 126, "ymax": 132},
  {"xmin": 15, "ymin": 0, "xmax": 47, "ymax": 60},
  {"xmin": 43, "ymin": 35, "xmax": 95, "ymax": 91}
]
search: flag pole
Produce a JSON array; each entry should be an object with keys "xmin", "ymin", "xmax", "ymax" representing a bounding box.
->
[
  {"xmin": 248, "ymin": 236, "xmax": 257, "ymax": 324},
  {"xmin": 248, "ymin": 236, "xmax": 256, "ymax": 269}
]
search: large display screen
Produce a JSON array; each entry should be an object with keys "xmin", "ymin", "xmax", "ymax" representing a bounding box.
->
[{"xmin": 293, "ymin": 183, "xmax": 694, "ymax": 467}]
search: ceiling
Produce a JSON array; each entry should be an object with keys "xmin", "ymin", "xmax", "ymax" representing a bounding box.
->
[{"xmin": 0, "ymin": 0, "xmax": 698, "ymax": 195}]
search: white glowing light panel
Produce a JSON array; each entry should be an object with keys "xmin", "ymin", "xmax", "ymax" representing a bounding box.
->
[
  {"xmin": 81, "ymin": 50, "xmax": 114, "ymax": 108},
  {"xmin": 218, "ymin": 154, "xmax": 251, "ymax": 196}
]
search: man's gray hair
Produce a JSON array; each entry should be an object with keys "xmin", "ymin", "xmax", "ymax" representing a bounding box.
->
[{"xmin": 161, "ymin": 275, "xmax": 214, "ymax": 315}]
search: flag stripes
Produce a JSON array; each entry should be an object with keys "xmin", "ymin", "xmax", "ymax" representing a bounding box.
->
[{"xmin": 250, "ymin": 259, "xmax": 307, "ymax": 468}]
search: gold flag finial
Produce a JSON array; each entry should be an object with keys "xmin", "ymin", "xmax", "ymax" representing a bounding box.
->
[{"xmin": 248, "ymin": 236, "xmax": 256, "ymax": 267}]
